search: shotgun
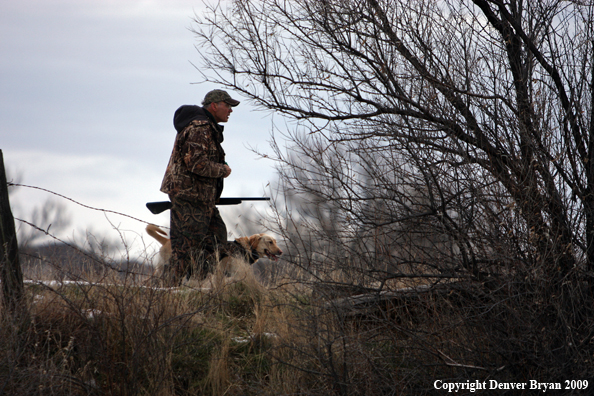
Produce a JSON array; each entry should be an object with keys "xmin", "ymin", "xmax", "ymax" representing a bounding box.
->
[{"xmin": 146, "ymin": 197, "xmax": 270, "ymax": 215}]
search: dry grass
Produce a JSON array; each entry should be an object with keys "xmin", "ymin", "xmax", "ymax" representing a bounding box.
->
[
  {"xmin": 2, "ymin": 248, "xmax": 318, "ymax": 395},
  {"xmin": 4, "ymin": 243, "xmax": 589, "ymax": 395}
]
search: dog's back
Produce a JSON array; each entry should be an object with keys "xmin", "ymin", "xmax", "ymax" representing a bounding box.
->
[{"xmin": 146, "ymin": 224, "xmax": 281, "ymax": 283}]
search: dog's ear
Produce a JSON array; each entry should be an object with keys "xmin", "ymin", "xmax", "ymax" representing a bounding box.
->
[
  {"xmin": 235, "ymin": 236, "xmax": 249, "ymax": 249},
  {"xmin": 249, "ymin": 234, "xmax": 263, "ymax": 251}
]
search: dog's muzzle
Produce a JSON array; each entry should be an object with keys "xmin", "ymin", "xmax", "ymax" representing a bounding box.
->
[{"xmin": 264, "ymin": 249, "xmax": 281, "ymax": 261}]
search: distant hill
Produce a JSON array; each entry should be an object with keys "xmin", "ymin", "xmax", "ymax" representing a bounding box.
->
[{"xmin": 19, "ymin": 242, "xmax": 152, "ymax": 281}]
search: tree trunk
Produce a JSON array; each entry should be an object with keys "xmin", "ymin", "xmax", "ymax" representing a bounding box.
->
[{"xmin": 0, "ymin": 149, "xmax": 25, "ymax": 313}]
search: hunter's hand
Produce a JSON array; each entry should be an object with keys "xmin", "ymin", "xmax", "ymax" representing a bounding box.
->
[{"xmin": 223, "ymin": 164, "xmax": 232, "ymax": 178}]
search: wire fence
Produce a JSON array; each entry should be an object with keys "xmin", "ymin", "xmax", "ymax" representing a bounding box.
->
[
  {"xmin": 6, "ymin": 182, "xmax": 274, "ymax": 285},
  {"xmin": 7, "ymin": 182, "xmax": 162, "ymax": 282},
  {"xmin": 9, "ymin": 182, "xmax": 157, "ymax": 227}
]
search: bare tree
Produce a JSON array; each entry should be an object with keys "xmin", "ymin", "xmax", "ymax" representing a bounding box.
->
[{"xmin": 191, "ymin": 0, "xmax": 594, "ymax": 391}]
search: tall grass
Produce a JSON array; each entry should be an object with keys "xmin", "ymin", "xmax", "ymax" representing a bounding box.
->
[
  {"xmin": 1, "ymin": 246, "xmax": 317, "ymax": 395},
  {"xmin": 7, "ymin": 240, "xmax": 578, "ymax": 395}
]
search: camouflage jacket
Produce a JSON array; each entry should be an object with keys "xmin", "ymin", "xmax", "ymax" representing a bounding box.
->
[{"xmin": 160, "ymin": 105, "xmax": 226, "ymax": 204}]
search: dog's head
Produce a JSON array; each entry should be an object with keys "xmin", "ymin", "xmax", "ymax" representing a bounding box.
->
[{"xmin": 236, "ymin": 233, "xmax": 283, "ymax": 261}]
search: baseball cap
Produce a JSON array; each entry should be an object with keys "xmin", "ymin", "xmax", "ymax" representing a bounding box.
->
[{"xmin": 202, "ymin": 89, "xmax": 240, "ymax": 107}]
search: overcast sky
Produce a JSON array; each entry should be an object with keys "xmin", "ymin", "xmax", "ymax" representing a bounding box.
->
[{"xmin": 1, "ymin": 0, "xmax": 279, "ymax": 259}]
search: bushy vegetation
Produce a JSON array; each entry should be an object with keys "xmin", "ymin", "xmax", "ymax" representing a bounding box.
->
[
  {"xmin": 1, "ymin": 255, "xmax": 294, "ymax": 395},
  {"xmin": 5, "ymin": 239, "xmax": 591, "ymax": 395}
]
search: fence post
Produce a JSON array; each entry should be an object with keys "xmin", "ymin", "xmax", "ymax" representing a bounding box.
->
[{"xmin": 0, "ymin": 149, "xmax": 24, "ymax": 312}]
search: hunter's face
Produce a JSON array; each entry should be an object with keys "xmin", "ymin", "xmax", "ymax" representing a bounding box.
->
[{"xmin": 211, "ymin": 101, "xmax": 233, "ymax": 123}]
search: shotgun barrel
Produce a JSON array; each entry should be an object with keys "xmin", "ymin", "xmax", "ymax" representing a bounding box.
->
[{"xmin": 146, "ymin": 197, "xmax": 270, "ymax": 214}]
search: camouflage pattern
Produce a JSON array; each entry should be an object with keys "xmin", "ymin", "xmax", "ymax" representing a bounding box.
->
[
  {"xmin": 160, "ymin": 103, "xmax": 250, "ymax": 285},
  {"xmin": 161, "ymin": 197, "xmax": 225, "ymax": 284},
  {"xmin": 162, "ymin": 197, "xmax": 253, "ymax": 285},
  {"xmin": 201, "ymin": 89, "xmax": 240, "ymax": 107},
  {"xmin": 160, "ymin": 105, "xmax": 229, "ymax": 285},
  {"xmin": 160, "ymin": 110, "xmax": 226, "ymax": 204}
]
